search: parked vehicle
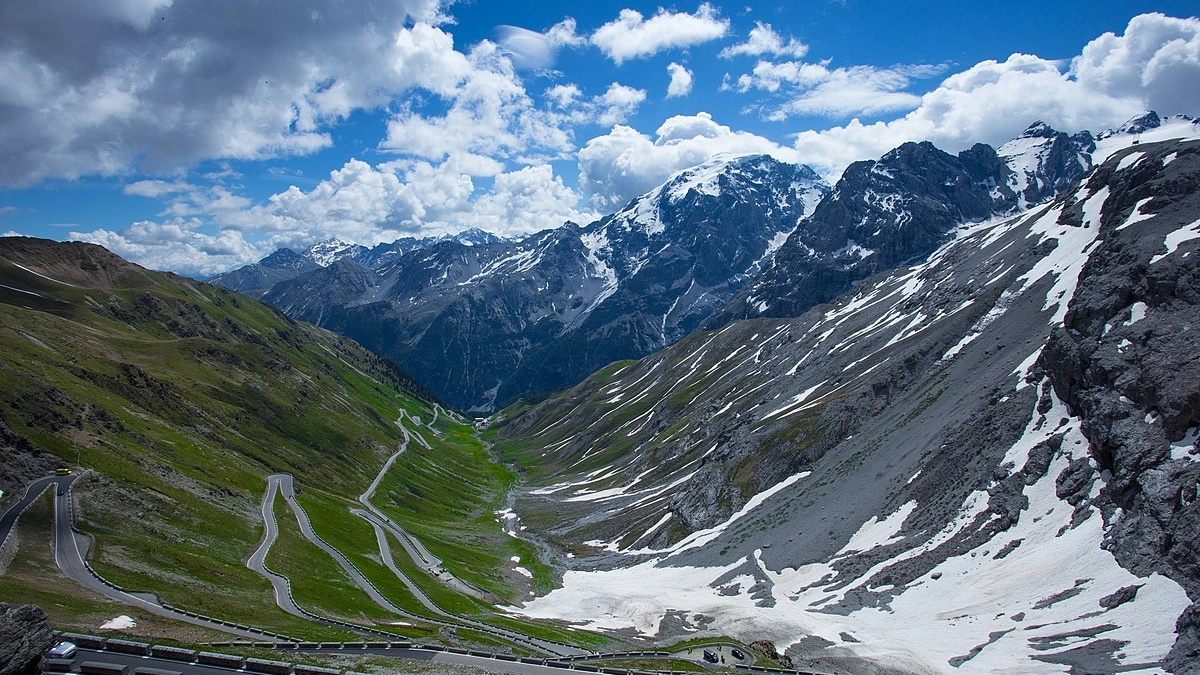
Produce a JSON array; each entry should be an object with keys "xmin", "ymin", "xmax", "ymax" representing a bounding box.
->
[
  {"xmin": 47, "ymin": 641, "xmax": 77, "ymax": 659},
  {"xmin": 702, "ymin": 649, "xmax": 719, "ymax": 663},
  {"xmin": 731, "ymin": 648, "xmax": 746, "ymax": 660}
]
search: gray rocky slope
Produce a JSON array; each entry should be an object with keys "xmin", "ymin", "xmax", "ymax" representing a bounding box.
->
[{"xmin": 493, "ymin": 136, "xmax": 1200, "ymax": 674}]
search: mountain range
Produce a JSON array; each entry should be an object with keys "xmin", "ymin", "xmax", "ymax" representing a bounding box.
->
[
  {"xmin": 214, "ymin": 154, "xmax": 829, "ymax": 410},
  {"xmin": 491, "ymin": 126, "xmax": 1200, "ymax": 674},
  {"xmin": 211, "ymin": 114, "xmax": 1172, "ymax": 412}
]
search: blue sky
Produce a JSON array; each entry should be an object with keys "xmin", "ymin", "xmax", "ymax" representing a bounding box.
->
[{"xmin": 1, "ymin": 0, "xmax": 1198, "ymax": 276}]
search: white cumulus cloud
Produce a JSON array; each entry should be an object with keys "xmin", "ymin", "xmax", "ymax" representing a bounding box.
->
[
  {"xmin": 667, "ymin": 63, "xmax": 695, "ymax": 97},
  {"xmin": 719, "ymin": 21, "xmax": 809, "ymax": 59},
  {"xmin": 0, "ymin": 0, "xmax": 450, "ymax": 187},
  {"xmin": 591, "ymin": 4, "xmax": 728, "ymax": 65},
  {"xmin": 72, "ymin": 222, "xmax": 262, "ymax": 277},
  {"xmin": 1071, "ymin": 12, "xmax": 1200, "ymax": 116},
  {"xmin": 598, "ymin": 84, "xmax": 648, "ymax": 125}
]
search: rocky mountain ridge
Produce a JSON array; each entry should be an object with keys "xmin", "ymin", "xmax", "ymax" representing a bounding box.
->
[
  {"xmin": 207, "ymin": 228, "xmax": 506, "ymax": 299},
  {"xmin": 212, "ymin": 117, "xmax": 1170, "ymax": 412},
  {"xmin": 492, "ymin": 134, "xmax": 1200, "ymax": 674},
  {"xmin": 710, "ymin": 118, "xmax": 1103, "ymax": 325},
  {"xmin": 239, "ymin": 154, "xmax": 830, "ymax": 410}
]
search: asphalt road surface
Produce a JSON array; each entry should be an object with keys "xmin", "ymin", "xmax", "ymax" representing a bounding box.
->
[
  {"xmin": 0, "ymin": 474, "xmax": 74, "ymax": 551},
  {"xmin": 49, "ymin": 646, "xmax": 616, "ymax": 675},
  {"xmin": 246, "ymin": 474, "xmax": 308, "ymax": 620}
]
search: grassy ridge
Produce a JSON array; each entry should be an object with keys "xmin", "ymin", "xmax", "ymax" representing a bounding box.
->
[{"xmin": 0, "ymin": 240, "xmax": 434, "ymax": 638}]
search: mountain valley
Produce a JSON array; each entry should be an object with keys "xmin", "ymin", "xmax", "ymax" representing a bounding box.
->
[{"xmin": 1, "ymin": 113, "xmax": 1198, "ymax": 675}]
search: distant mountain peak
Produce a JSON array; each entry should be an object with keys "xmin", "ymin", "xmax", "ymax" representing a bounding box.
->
[
  {"xmin": 302, "ymin": 239, "xmax": 369, "ymax": 267},
  {"xmin": 1018, "ymin": 120, "xmax": 1059, "ymax": 139},
  {"xmin": 607, "ymin": 153, "xmax": 827, "ymax": 237},
  {"xmin": 1113, "ymin": 110, "xmax": 1162, "ymax": 136},
  {"xmin": 441, "ymin": 227, "xmax": 505, "ymax": 246},
  {"xmin": 258, "ymin": 247, "xmax": 307, "ymax": 269}
]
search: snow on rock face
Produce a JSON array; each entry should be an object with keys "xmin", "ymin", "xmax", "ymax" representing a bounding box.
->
[
  {"xmin": 503, "ymin": 137, "xmax": 1200, "ymax": 675},
  {"xmin": 515, "ymin": 390, "xmax": 1189, "ymax": 674},
  {"xmin": 302, "ymin": 238, "xmax": 369, "ymax": 267},
  {"xmin": 997, "ymin": 121, "xmax": 1094, "ymax": 210},
  {"xmin": 1093, "ymin": 112, "xmax": 1200, "ymax": 165},
  {"xmin": 606, "ymin": 153, "xmax": 828, "ymax": 238}
]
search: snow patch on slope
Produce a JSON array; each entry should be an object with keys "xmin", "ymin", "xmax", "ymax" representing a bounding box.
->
[{"xmin": 513, "ymin": 389, "xmax": 1189, "ymax": 675}]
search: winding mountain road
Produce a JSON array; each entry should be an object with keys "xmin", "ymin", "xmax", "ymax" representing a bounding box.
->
[
  {"xmin": 246, "ymin": 413, "xmax": 587, "ymax": 656},
  {"xmin": 4, "ymin": 412, "xmax": 588, "ymax": 658},
  {"xmin": 0, "ymin": 475, "xmax": 72, "ymax": 554},
  {"xmin": 246, "ymin": 474, "xmax": 308, "ymax": 619},
  {"xmin": 0, "ymin": 472, "xmax": 285, "ymax": 641}
]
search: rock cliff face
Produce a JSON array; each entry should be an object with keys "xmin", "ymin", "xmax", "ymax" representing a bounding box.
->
[
  {"xmin": 1038, "ymin": 140, "xmax": 1200, "ymax": 671},
  {"xmin": 0, "ymin": 603, "xmax": 52, "ymax": 675}
]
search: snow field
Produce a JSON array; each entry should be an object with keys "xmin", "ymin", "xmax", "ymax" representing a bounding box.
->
[{"xmin": 514, "ymin": 386, "xmax": 1190, "ymax": 674}]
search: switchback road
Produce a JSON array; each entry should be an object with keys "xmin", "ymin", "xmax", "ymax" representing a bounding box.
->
[
  {"xmin": 250, "ymin": 471, "xmax": 585, "ymax": 656},
  {"xmin": 1, "ymin": 472, "xmax": 286, "ymax": 641}
]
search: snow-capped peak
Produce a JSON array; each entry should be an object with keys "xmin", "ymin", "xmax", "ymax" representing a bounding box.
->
[
  {"xmin": 663, "ymin": 152, "xmax": 760, "ymax": 204},
  {"xmin": 997, "ymin": 122, "xmax": 1093, "ymax": 211},
  {"xmin": 1093, "ymin": 112, "xmax": 1200, "ymax": 165},
  {"xmin": 1097, "ymin": 111, "xmax": 1163, "ymax": 140},
  {"xmin": 1015, "ymin": 120, "xmax": 1059, "ymax": 140},
  {"xmin": 443, "ymin": 227, "xmax": 505, "ymax": 247},
  {"xmin": 303, "ymin": 239, "xmax": 365, "ymax": 267},
  {"xmin": 606, "ymin": 154, "xmax": 827, "ymax": 237}
]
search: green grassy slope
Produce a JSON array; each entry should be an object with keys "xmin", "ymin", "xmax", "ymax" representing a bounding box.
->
[{"xmin": 0, "ymin": 237, "xmax": 442, "ymax": 637}]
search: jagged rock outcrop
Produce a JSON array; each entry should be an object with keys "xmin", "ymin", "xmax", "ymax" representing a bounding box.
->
[
  {"xmin": 1039, "ymin": 139, "xmax": 1200, "ymax": 673},
  {"xmin": 0, "ymin": 604, "xmax": 52, "ymax": 675}
]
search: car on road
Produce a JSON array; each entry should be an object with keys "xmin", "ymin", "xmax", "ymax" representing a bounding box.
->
[
  {"xmin": 702, "ymin": 649, "xmax": 719, "ymax": 663},
  {"xmin": 731, "ymin": 648, "xmax": 746, "ymax": 660},
  {"xmin": 46, "ymin": 641, "xmax": 77, "ymax": 659},
  {"xmin": 55, "ymin": 467, "xmax": 72, "ymax": 475}
]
